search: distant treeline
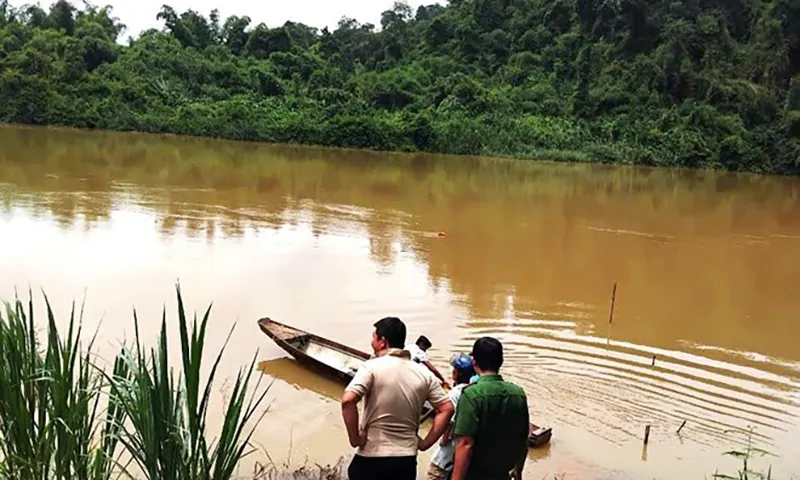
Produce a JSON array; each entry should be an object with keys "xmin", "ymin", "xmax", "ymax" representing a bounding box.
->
[{"xmin": 0, "ymin": 0, "xmax": 798, "ymax": 173}]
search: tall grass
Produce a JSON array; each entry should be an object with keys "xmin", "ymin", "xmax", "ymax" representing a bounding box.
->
[
  {"xmin": 712, "ymin": 428, "xmax": 774, "ymax": 480},
  {"xmin": 0, "ymin": 287, "xmax": 268, "ymax": 480},
  {"xmin": 108, "ymin": 287, "xmax": 270, "ymax": 480},
  {"xmin": 0, "ymin": 292, "xmax": 122, "ymax": 480}
]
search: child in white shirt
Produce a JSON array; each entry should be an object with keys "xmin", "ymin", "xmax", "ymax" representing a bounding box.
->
[
  {"xmin": 406, "ymin": 335, "xmax": 450, "ymax": 388},
  {"xmin": 426, "ymin": 352, "xmax": 476, "ymax": 480}
]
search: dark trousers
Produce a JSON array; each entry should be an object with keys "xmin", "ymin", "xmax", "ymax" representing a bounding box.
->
[{"xmin": 347, "ymin": 454, "xmax": 417, "ymax": 480}]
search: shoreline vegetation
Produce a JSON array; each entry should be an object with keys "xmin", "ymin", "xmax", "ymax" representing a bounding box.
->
[
  {"xmin": 0, "ymin": 286, "xmax": 268, "ymax": 480},
  {"xmin": 0, "ymin": 0, "xmax": 798, "ymax": 174}
]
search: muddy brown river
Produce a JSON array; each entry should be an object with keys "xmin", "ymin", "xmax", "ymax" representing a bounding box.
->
[{"xmin": 1, "ymin": 125, "xmax": 799, "ymax": 479}]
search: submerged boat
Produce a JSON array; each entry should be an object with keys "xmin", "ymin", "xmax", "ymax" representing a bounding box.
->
[
  {"xmin": 528, "ymin": 424, "xmax": 553, "ymax": 448},
  {"xmin": 257, "ymin": 317, "xmax": 553, "ymax": 447},
  {"xmin": 257, "ymin": 317, "xmax": 435, "ymax": 421}
]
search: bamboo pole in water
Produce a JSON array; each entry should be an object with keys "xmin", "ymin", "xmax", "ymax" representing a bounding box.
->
[
  {"xmin": 677, "ymin": 420, "xmax": 687, "ymax": 434},
  {"xmin": 608, "ymin": 283, "xmax": 617, "ymax": 324},
  {"xmin": 606, "ymin": 283, "xmax": 617, "ymax": 344},
  {"xmin": 644, "ymin": 425, "xmax": 651, "ymax": 445}
]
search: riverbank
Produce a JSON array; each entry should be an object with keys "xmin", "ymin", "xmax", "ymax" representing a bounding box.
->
[
  {"xmin": 0, "ymin": 288, "xmax": 777, "ymax": 480},
  {"xmin": 2, "ymin": 99, "xmax": 797, "ymax": 176},
  {"xmin": 1, "ymin": 1, "xmax": 798, "ymax": 176}
]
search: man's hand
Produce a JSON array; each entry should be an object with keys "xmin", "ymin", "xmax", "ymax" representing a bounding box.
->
[
  {"xmin": 423, "ymin": 360, "xmax": 449, "ymax": 387},
  {"xmin": 349, "ymin": 430, "xmax": 368, "ymax": 448},
  {"xmin": 511, "ymin": 466, "xmax": 523, "ymax": 480},
  {"xmin": 417, "ymin": 399, "xmax": 454, "ymax": 452},
  {"xmin": 418, "ymin": 435, "xmax": 434, "ymax": 451}
]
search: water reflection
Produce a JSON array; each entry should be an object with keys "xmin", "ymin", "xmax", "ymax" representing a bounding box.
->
[
  {"xmin": 1, "ymin": 125, "xmax": 800, "ymax": 478},
  {"xmin": 258, "ymin": 357, "xmax": 344, "ymax": 402}
]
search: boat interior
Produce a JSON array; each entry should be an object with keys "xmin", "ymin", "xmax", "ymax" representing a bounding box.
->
[{"xmin": 287, "ymin": 334, "xmax": 365, "ymax": 376}]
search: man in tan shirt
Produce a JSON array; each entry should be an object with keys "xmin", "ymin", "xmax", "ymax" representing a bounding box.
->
[{"xmin": 341, "ymin": 317, "xmax": 454, "ymax": 480}]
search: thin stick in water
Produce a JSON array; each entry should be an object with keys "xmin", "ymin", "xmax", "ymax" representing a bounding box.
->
[
  {"xmin": 677, "ymin": 420, "xmax": 687, "ymax": 434},
  {"xmin": 608, "ymin": 283, "xmax": 617, "ymax": 324},
  {"xmin": 644, "ymin": 425, "xmax": 651, "ymax": 445},
  {"xmin": 605, "ymin": 282, "xmax": 617, "ymax": 345},
  {"xmin": 651, "ymin": 354, "xmax": 656, "ymax": 366}
]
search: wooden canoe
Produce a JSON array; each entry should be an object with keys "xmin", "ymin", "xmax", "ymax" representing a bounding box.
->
[{"xmin": 258, "ymin": 317, "xmax": 435, "ymax": 421}]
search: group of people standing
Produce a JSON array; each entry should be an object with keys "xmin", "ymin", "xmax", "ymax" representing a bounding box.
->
[{"xmin": 341, "ymin": 317, "xmax": 530, "ymax": 480}]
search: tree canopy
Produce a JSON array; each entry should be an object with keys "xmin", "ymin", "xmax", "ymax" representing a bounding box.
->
[{"xmin": 0, "ymin": 0, "xmax": 798, "ymax": 173}]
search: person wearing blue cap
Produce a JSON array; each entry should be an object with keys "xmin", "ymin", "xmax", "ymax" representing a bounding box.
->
[{"xmin": 425, "ymin": 352, "xmax": 476, "ymax": 480}]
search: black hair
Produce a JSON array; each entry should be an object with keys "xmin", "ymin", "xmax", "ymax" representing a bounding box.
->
[
  {"xmin": 416, "ymin": 335, "xmax": 432, "ymax": 349},
  {"xmin": 471, "ymin": 337, "xmax": 503, "ymax": 372},
  {"xmin": 374, "ymin": 317, "xmax": 406, "ymax": 349},
  {"xmin": 455, "ymin": 364, "xmax": 476, "ymax": 385}
]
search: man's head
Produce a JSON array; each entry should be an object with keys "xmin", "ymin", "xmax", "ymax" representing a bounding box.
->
[
  {"xmin": 371, "ymin": 317, "xmax": 406, "ymax": 353},
  {"xmin": 471, "ymin": 337, "xmax": 503, "ymax": 374},
  {"xmin": 415, "ymin": 335, "xmax": 432, "ymax": 351}
]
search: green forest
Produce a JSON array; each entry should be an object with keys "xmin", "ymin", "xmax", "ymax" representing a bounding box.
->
[{"xmin": 0, "ymin": 0, "xmax": 798, "ymax": 174}]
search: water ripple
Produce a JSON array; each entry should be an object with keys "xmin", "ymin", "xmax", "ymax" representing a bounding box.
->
[{"xmin": 442, "ymin": 317, "xmax": 800, "ymax": 464}]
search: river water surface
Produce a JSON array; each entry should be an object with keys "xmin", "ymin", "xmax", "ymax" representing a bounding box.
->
[{"xmin": 1, "ymin": 125, "xmax": 799, "ymax": 479}]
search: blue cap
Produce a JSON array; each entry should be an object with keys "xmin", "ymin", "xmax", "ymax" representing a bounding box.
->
[{"xmin": 449, "ymin": 352, "xmax": 473, "ymax": 371}]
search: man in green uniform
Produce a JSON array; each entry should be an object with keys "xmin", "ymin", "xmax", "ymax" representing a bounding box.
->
[{"xmin": 451, "ymin": 337, "xmax": 529, "ymax": 480}]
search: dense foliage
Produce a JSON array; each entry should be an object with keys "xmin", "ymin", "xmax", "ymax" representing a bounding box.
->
[{"xmin": 0, "ymin": 0, "xmax": 798, "ymax": 173}]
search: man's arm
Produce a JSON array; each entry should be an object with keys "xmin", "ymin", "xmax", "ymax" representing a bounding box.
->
[
  {"xmin": 451, "ymin": 436, "xmax": 475, "ymax": 480},
  {"xmin": 440, "ymin": 422, "xmax": 453, "ymax": 445},
  {"xmin": 512, "ymin": 401, "xmax": 531, "ymax": 479},
  {"xmin": 512, "ymin": 425, "xmax": 528, "ymax": 479},
  {"xmin": 341, "ymin": 391, "xmax": 366, "ymax": 448},
  {"xmin": 341, "ymin": 365, "xmax": 372, "ymax": 449},
  {"xmin": 418, "ymin": 399, "xmax": 454, "ymax": 451},
  {"xmin": 512, "ymin": 451, "xmax": 525, "ymax": 480},
  {"xmin": 422, "ymin": 360, "xmax": 450, "ymax": 387}
]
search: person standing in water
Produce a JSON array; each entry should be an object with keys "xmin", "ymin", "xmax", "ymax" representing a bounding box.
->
[
  {"xmin": 406, "ymin": 335, "xmax": 451, "ymax": 389},
  {"xmin": 451, "ymin": 337, "xmax": 529, "ymax": 480},
  {"xmin": 426, "ymin": 352, "xmax": 476, "ymax": 480},
  {"xmin": 341, "ymin": 317, "xmax": 454, "ymax": 480}
]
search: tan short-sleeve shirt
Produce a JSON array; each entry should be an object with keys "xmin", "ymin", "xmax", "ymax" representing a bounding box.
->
[{"xmin": 345, "ymin": 348, "xmax": 449, "ymax": 457}]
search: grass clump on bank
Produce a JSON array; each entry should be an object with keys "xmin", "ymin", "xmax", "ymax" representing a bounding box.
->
[
  {"xmin": 0, "ymin": 294, "xmax": 122, "ymax": 480},
  {"xmin": 711, "ymin": 428, "xmax": 775, "ymax": 480},
  {"xmin": 253, "ymin": 457, "xmax": 346, "ymax": 480},
  {"xmin": 0, "ymin": 287, "xmax": 268, "ymax": 480}
]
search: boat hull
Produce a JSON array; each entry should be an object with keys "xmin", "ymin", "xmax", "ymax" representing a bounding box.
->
[
  {"xmin": 258, "ymin": 317, "xmax": 435, "ymax": 421},
  {"xmin": 259, "ymin": 319, "xmax": 367, "ymax": 385}
]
